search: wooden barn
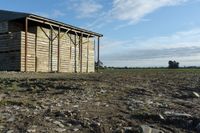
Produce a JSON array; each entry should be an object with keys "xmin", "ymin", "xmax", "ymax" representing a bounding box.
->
[{"xmin": 0, "ymin": 10, "xmax": 103, "ymax": 73}]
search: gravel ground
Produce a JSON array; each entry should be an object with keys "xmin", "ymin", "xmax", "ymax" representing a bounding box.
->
[{"xmin": 0, "ymin": 69, "xmax": 200, "ymax": 133}]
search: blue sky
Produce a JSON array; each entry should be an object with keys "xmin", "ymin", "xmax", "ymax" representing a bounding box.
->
[{"xmin": 1, "ymin": 0, "xmax": 200, "ymax": 67}]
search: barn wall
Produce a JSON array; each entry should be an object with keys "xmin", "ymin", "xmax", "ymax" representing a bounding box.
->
[
  {"xmin": 34, "ymin": 26, "xmax": 95, "ymax": 73},
  {"xmin": 0, "ymin": 32, "xmax": 21, "ymax": 71},
  {"xmin": 0, "ymin": 21, "xmax": 23, "ymax": 33},
  {"xmin": 60, "ymin": 32, "xmax": 71, "ymax": 72},
  {"xmin": 0, "ymin": 21, "xmax": 95, "ymax": 73},
  {"xmin": 20, "ymin": 32, "xmax": 36, "ymax": 72},
  {"xmin": 52, "ymin": 30, "xmax": 58, "ymax": 72},
  {"xmin": 87, "ymin": 39, "xmax": 95, "ymax": 72},
  {"xmin": 35, "ymin": 27, "xmax": 50, "ymax": 72},
  {"xmin": 8, "ymin": 21, "xmax": 24, "ymax": 33},
  {"xmin": 81, "ymin": 37, "xmax": 95, "ymax": 73},
  {"xmin": 0, "ymin": 22, "xmax": 8, "ymax": 33}
]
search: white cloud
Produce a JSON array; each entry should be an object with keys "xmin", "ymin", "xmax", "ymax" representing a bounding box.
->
[
  {"xmin": 111, "ymin": 0, "xmax": 188, "ymax": 24},
  {"xmin": 70, "ymin": 0, "xmax": 102, "ymax": 18},
  {"xmin": 101, "ymin": 28, "xmax": 200, "ymax": 66},
  {"xmin": 138, "ymin": 28, "xmax": 200, "ymax": 49},
  {"xmin": 102, "ymin": 28, "xmax": 200, "ymax": 51},
  {"xmin": 86, "ymin": 0, "xmax": 189, "ymax": 29}
]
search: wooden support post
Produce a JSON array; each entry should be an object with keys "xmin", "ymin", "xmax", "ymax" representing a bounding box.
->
[
  {"xmin": 74, "ymin": 33, "xmax": 77, "ymax": 73},
  {"xmin": 86, "ymin": 37, "xmax": 89, "ymax": 73},
  {"xmin": 35, "ymin": 29, "xmax": 38, "ymax": 72},
  {"xmin": 80, "ymin": 34, "xmax": 83, "ymax": 73},
  {"xmin": 50, "ymin": 28, "xmax": 53, "ymax": 72},
  {"xmin": 25, "ymin": 18, "xmax": 28, "ymax": 72},
  {"xmin": 58, "ymin": 27, "xmax": 60, "ymax": 72},
  {"xmin": 97, "ymin": 37, "xmax": 100, "ymax": 72},
  {"xmin": 94, "ymin": 38, "xmax": 96, "ymax": 72}
]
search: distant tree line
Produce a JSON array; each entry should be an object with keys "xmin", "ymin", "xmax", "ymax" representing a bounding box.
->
[
  {"xmin": 95, "ymin": 60, "xmax": 200, "ymax": 70},
  {"xmin": 168, "ymin": 60, "xmax": 179, "ymax": 69}
]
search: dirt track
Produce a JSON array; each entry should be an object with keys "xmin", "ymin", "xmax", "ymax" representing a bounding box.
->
[{"xmin": 0, "ymin": 69, "xmax": 200, "ymax": 133}]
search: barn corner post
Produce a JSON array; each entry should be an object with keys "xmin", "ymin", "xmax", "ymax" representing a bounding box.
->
[
  {"xmin": 57, "ymin": 26, "xmax": 60, "ymax": 72},
  {"xmin": 50, "ymin": 27, "xmax": 53, "ymax": 72},
  {"xmin": 25, "ymin": 17, "xmax": 28, "ymax": 72},
  {"xmin": 80, "ymin": 33, "xmax": 83, "ymax": 73},
  {"xmin": 74, "ymin": 32, "xmax": 77, "ymax": 73},
  {"xmin": 97, "ymin": 36, "xmax": 100, "ymax": 72}
]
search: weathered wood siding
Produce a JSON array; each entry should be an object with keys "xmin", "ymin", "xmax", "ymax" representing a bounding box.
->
[
  {"xmin": 0, "ymin": 22, "xmax": 8, "ymax": 33},
  {"xmin": 35, "ymin": 27, "xmax": 50, "ymax": 72},
  {"xmin": 60, "ymin": 32, "xmax": 71, "ymax": 72},
  {"xmin": 0, "ymin": 21, "xmax": 95, "ymax": 73},
  {"xmin": 8, "ymin": 21, "xmax": 24, "ymax": 33},
  {"xmin": 52, "ymin": 30, "xmax": 58, "ymax": 72},
  {"xmin": 21, "ymin": 32, "xmax": 36, "ymax": 72},
  {"xmin": 33, "ymin": 26, "xmax": 95, "ymax": 73},
  {"xmin": 88, "ymin": 39, "xmax": 95, "ymax": 72},
  {"xmin": 0, "ymin": 32, "xmax": 21, "ymax": 71},
  {"xmin": 0, "ymin": 21, "xmax": 23, "ymax": 33}
]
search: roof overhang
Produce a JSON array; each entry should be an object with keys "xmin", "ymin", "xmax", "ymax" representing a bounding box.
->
[
  {"xmin": 28, "ymin": 15, "xmax": 103, "ymax": 37},
  {"xmin": 0, "ymin": 10, "xmax": 103, "ymax": 38}
]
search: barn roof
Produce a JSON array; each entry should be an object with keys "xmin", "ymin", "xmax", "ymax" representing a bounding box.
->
[{"xmin": 0, "ymin": 10, "xmax": 103, "ymax": 37}]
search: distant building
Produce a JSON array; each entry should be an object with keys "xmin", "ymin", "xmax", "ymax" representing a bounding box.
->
[{"xmin": 0, "ymin": 10, "xmax": 102, "ymax": 72}]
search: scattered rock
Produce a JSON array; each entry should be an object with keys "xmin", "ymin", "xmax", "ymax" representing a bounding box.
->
[
  {"xmin": 100, "ymin": 89, "xmax": 107, "ymax": 94},
  {"xmin": 55, "ymin": 128, "xmax": 66, "ymax": 132},
  {"xmin": 45, "ymin": 117, "xmax": 53, "ymax": 122},
  {"xmin": 0, "ymin": 125, "xmax": 4, "ymax": 129},
  {"xmin": 6, "ymin": 130, "xmax": 14, "ymax": 133},
  {"xmin": 73, "ymin": 128, "xmax": 79, "ymax": 132},
  {"xmin": 164, "ymin": 111, "xmax": 192, "ymax": 117},
  {"xmin": 73, "ymin": 105, "xmax": 79, "ymax": 108},
  {"xmin": 53, "ymin": 121, "xmax": 65, "ymax": 128},
  {"xmin": 27, "ymin": 129, "xmax": 36, "ymax": 133},
  {"xmin": 102, "ymin": 103, "xmax": 109, "ymax": 107},
  {"xmin": 159, "ymin": 114, "xmax": 165, "ymax": 120},
  {"xmin": 193, "ymin": 92, "xmax": 200, "ymax": 98},
  {"xmin": 123, "ymin": 127, "xmax": 133, "ymax": 132},
  {"xmin": 140, "ymin": 125, "xmax": 164, "ymax": 133},
  {"xmin": 95, "ymin": 102, "xmax": 101, "ymax": 106},
  {"xmin": 7, "ymin": 116, "xmax": 15, "ymax": 122},
  {"xmin": 66, "ymin": 123, "xmax": 72, "ymax": 127}
]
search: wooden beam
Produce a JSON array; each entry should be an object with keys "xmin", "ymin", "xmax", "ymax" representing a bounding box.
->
[
  {"xmin": 35, "ymin": 29, "xmax": 38, "ymax": 72},
  {"xmin": 28, "ymin": 15, "xmax": 103, "ymax": 37},
  {"xmin": 25, "ymin": 18, "xmax": 28, "ymax": 72},
  {"xmin": 86, "ymin": 40, "xmax": 89, "ymax": 73},
  {"xmin": 74, "ymin": 34, "xmax": 77, "ymax": 73},
  {"xmin": 40, "ymin": 26, "xmax": 50, "ymax": 40},
  {"xmin": 57, "ymin": 26, "xmax": 60, "ymax": 72},
  {"xmin": 80, "ymin": 34, "xmax": 83, "ymax": 73},
  {"xmin": 50, "ymin": 28, "xmax": 53, "ymax": 72},
  {"xmin": 97, "ymin": 37, "xmax": 100, "ymax": 72},
  {"xmin": 50, "ymin": 25, "xmax": 58, "ymax": 37},
  {"xmin": 67, "ymin": 32, "xmax": 76, "ymax": 45},
  {"xmin": 60, "ymin": 29, "xmax": 70, "ymax": 39}
]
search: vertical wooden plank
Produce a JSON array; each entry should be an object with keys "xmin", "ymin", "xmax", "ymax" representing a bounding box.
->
[
  {"xmin": 50, "ymin": 28, "xmax": 53, "ymax": 72},
  {"xmin": 86, "ymin": 40, "xmax": 89, "ymax": 73},
  {"xmin": 57, "ymin": 27, "xmax": 60, "ymax": 72},
  {"xmin": 25, "ymin": 18, "xmax": 28, "ymax": 72},
  {"xmin": 97, "ymin": 37, "xmax": 100, "ymax": 72},
  {"xmin": 80, "ymin": 34, "xmax": 83, "ymax": 73},
  {"xmin": 74, "ymin": 33, "xmax": 77, "ymax": 73},
  {"xmin": 35, "ymin": 27, "xmax": 38, "ymax": 72}
]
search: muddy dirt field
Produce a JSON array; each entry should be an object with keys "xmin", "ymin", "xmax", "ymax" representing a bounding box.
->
[{"xmin": 0, "ymin": 69, "xmax": 200, "ymax": 133}]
